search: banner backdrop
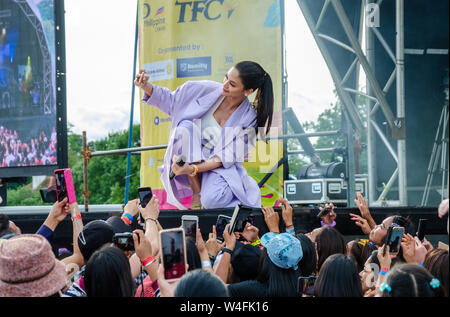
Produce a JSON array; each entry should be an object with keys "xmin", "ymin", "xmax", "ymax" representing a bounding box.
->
[{"xmin": 138, "ymin": 0, "xmax": 284, "ymax": 209}]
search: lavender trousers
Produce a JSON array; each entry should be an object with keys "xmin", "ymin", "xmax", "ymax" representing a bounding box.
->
[{"xmin": 171, "ymin": 120, "xmax": 249, "ymax": 209}]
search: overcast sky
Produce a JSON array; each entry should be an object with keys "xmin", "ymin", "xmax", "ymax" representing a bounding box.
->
[{"xmin": 65, "ymin": 0, "xmax": 336, "ymax": 141}]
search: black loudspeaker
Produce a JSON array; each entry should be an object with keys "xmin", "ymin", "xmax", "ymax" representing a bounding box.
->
[
  {"xmin": 0, "ymin": 183, "xmax": 6, "ymax": 206},
  {"xmin": 297, "ymin": 162, "xmax": 346, "ymax": 180}
]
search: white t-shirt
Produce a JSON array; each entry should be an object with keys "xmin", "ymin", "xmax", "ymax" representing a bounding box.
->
[{"xmin": 199, "ymin": 96, "xmax": 224, "ymax": 150}]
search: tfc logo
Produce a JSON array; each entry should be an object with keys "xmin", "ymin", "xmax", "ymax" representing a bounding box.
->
[{"xmin": 175, "ymin": 0, "xmax": 237, "ymax": 23}]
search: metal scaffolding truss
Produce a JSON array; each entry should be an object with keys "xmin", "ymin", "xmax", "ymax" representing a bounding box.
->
[
  {"xmin": 15, "ymin": 0, "xmax": 54, "ymax": 115},
  {"xmin": 296, "ymin": 0, "xmax": 408, "ymax": 206}
]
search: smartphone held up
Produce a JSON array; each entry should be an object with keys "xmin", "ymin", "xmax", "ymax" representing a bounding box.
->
[
  {"xmin": 159, "ymin": 228, "xmax": 187, "ymax": 282},
  {"xmin": 54, "ymin": 168, "xmax": 76, "ymax": 204}
]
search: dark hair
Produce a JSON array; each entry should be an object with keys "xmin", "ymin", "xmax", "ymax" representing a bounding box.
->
[
  {"xmin": 174, "ymin": 269, "xmax": 229, "ymax": 297},
  {"xmin": 316, "ymin": 227, "xmax": 347, "ymax": 272},
  {"xmin": 381, "ymin": 264, "xmax": 443, "ymax": 297},
  {"xmin": 314, "ymin": 254, "xmax": 363, "ymax": 297},
  {"xmin": 349, "ymin": 239, "xmax": 377, "ymax": 272},
  {"xmin": 423, "ymin": 248, "xmax": 449, "ymax": 297},
  {"xmin": 186, "ymin": 237, "xmax": 201, "ymax": 271},
  {"xmin": 234, "ymin": 61, "xmax": 274, "ymax": 138},
  {"xmin": 256, "ymin": 248, "xmax": 299, "ymax": 297},
  {"xmin": 0, "ymin": 214, "xmax": 14, "ymax": 238},
  {"xmin": 84, "ymin": 246, "xmax": 135, "ymax": 297},
  {"xmin": 295, "ymin": 233, "xmax": 317, "ymax": 276}
]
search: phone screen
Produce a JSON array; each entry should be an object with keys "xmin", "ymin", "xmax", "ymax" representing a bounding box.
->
[
  {"xmin": 55, "ymin": 171, "xmax": 67, "ymax": 202},
  {"xmin": 182, "ymin": 219, "xmax": 197, "ymax": 241},
  {"xmin": 297, "ymin": 276, "xmax": 316, "ymax": 296},
  {"xmin": 216, "ymin": 215, "xmax": 231, "ymax": 242},
  {"xmin": 388, "ymin": 227, "xmax": 404, "ymax": 253},
  {"xmin": 138, "ymin": 187, "xmax": 153, "ymax": 208},
  {"xmin": 161, "ymin": 230, "xmax": 186, "ymax": 280},
  {"xmin": 417, "ymin": 219, "xmax": 427, "ymax": 241}
]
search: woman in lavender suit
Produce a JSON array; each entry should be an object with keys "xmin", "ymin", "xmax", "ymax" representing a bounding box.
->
[{"xmin": 135, "ymin": 61, "xmax": 274, "ymax": 210}]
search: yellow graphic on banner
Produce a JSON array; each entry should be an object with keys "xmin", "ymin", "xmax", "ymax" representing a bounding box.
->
[{"xmin": 138, "ymin": 0, "xmax": 284, "ymax": 208}]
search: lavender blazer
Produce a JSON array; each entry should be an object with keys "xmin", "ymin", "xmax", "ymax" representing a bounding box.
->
[{"xmin": 143, "ymin": 80, "xmax": 261, "ymax": 209}]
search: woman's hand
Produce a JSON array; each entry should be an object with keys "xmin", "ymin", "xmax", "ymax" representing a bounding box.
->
[
  {"xmin": 138, "ymin": 196, "xmax": 160, "ymax": 221},
  {"xmin": 134, "ymin": 69, "xmax": 153, "ymax": 95},
  {"xmin": 320, "ymin": 203, "xmax": 336, "ymax": 225},
  {"xmin": 401, "ymin": 233, "xmax": 416, "ymax": 264},
  {"xmin": 261, "ymin": 206, "xmax": 280, "ymax": 234},
  {"xmin": 354, "ymin": 192, "xmax": 376, "ymax": 229},
  {"xmin": 205, "ymin": 226, "xmax": 225, "ymax": 257},
  {"xmin": 44, "ymin": 198, "xmax": 70, "ymax": 230},
  {"xmin": 157, "ymin": 264, "xmax": 177, "ymax": 297},
  {"xmin": 414, "ymin": 236, "xmax": 428, "ymax": 265},
  {"xmin": 133, "ymin": 229, "xmax": 153, "ymax": 261},
  {"xmin": 238, "ymin": 222, "xmax": 260, "ymax": 244},
  {"xmin": 350, "ymin": 213, "xmax": 372, "ymax": 236},
  {"xmin": 171, "ymin": 155, "xmax": 195, "ymax": 176},
  {"xmin": 278, "ymin": 197, "xmax": 294, "ymax": 229},
  {"xmin": 223, "ymin": 224, "xmax": 236, "ymax": 251},
  {"xmin": 377, "ymin": 244, "xmax": 392, "ymax": 269}
]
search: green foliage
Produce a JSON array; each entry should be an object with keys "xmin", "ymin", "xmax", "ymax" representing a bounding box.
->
[
  {"xmin": 294, "ymin": 93, "xmax": 368, "ymax": 175},
  {"xmin": 6, "ymin": 183, "xmax": 43, "ymax": 206},
  {"xmin": 70, "ymin": 124, "xmax": 141, "ymax": 205}
]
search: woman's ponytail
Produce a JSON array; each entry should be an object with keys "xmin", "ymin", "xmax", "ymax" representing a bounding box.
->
[{"xmin": 235, "ymin": 61, "xmax": 274, "ymax": 140}]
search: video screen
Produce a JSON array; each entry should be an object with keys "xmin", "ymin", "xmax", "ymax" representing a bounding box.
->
[
  {"xmin": 161, "ymin": 230, "xmax": 186, "ymax": 280},
  {"xmin": 0, "ymin": 0, "xmax": 60, "ymax": 173}
]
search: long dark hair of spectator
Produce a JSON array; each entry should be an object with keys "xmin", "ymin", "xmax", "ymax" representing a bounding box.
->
[
  {"xmin": 295, "ymin": 233, "xmax": 318, "ymax": 276},
  {"xmin": 256, "ymin": 248, "xmax": 299, "ymax": 297},
  {"xmin": 381, "ymin": 264, "xmax": 444, "ymax": 297},
  {"xmin": 316, "ymin": 227, "xmax": 347, "ymax": 272},
  {"xmin": 423, "ymin": 248, "xmax": 449, "ymax": 297},
  {"xmin": 314, "ymin": 254, "xmax": 363, "ymax": 297},
  {"xmin": 235, "ymin": 61, "xmax": 274, "ymax": 139},
  {"xmin": 84, "ymin": 246, "xmax": 135, "ymax": 297},
  {"xmin": 349, "ymin": 239, "xmax": 377, "ymax": 272},
  {"xmin": 174, "ymin": 269, "xmax": 229, "ymax": 297}
]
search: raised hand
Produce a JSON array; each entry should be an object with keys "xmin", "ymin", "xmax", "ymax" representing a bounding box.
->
[{"xmin": 261, "ymin": 206, "xmax": 280, "ymax": 234}]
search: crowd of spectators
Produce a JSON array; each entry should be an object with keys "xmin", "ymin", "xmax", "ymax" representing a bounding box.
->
[
  {"xmin": 0, "ymin": 193, "xmax": 448, "ymax": 298},
  {"xmin": 0, "ymin": 125, "xmax": 57, "ymax": 167}
]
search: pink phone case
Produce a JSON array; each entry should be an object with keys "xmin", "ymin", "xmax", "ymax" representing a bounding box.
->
[{"xmin": 54, "ymin": 168, "xmax": 77, "ymax": 204}]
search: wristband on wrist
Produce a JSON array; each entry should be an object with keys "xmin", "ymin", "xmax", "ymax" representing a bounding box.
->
[
  {"xmin": 121, "ymin": 216, "xmax": 131, "ymax": 226},
  {"xmin": 122, "ymin": 212, "xmax": 133, "ymax": 222},
  {"xmin": 286, "ymin": 227, "xmax": 295, "ymax": 235},
  {"xmin": 222, "ymin": 247, "xmax": 233, "ymax": 256},
  {"xmin": 71, "ymin": 213, "xmax": 82, "ymax": 222},
  {"xmin": 251, "ymin": 240, "xmax": 261, "ymax": 247},
  {"xmin": 379, "ymin": 267, "xmax": 390, "ymax": 275},
  {"xmin": 141, "ymin": 255, "xmax": 156, "ymax": 267},
  {"xmin": 208, "ymin": 253, "xmax": 216, "ymax": 261},
  {"xmin": 201, "ymin": 261, "xmax": 212, "ymax": 268},
  {"xmin": 145, "ymin": 217, "xmax": 158, "ymax": 225},
  {"xmin": 190, "ymin": 165, "xmax": 198, "ymax": 177},
  {"xmin": 321, "ymin": 220, "xmax": 336, "ymax": 227}
]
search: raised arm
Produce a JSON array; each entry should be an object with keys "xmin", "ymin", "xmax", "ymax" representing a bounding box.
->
[{"xmin": 134, "ymin": 69, "xmax": 154, "ymax": 97}]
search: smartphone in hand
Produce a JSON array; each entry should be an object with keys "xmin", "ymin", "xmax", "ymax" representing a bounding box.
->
[
  {"xmin": 181, "ymin": 215, "xmax": 199, "ymax": 241},
  {"xmin": 216, "ymin": 215, "xmax": 232, "ymax": 243},
  {"xmin": 138, "ymin": 187, "xmax": 153, "ymax": 224},
  {"xmin": 54, "ymin": 168, "xmax": 76, "ymax": 204},
  {"xmin": 159, "ymin": 228, "xmax": 187, "ymax": 282}
]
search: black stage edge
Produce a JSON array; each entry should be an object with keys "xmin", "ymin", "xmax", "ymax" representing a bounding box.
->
[{"xmin": 5, "ymin": 206, "xmax": 448, "ymax": 256}]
